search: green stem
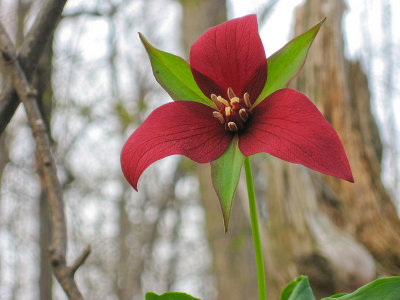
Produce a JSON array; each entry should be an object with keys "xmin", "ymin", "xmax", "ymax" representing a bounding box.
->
[{"xmin": 244, "ymin": 156, "xmax": 267, "ymax": 300}]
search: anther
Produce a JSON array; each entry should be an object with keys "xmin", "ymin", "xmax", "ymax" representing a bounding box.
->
[
  {"xmin": 227, "ymin": 87, "xmax": 236, "ymax": 100},
  {"xmin": 243, "ymin": 92, "xmax": 251, "ymax": 108},
  {"xmin": 217, "ymin": 96, "xmax": 230, "ymax": 107},
  {"xmin": 230, "ymin": 97, "xmax": 240, "ymax": 105},
  {"xmin": 239, "ymin": 108, "xmax": 248, "ymax": 122},
  {"xmin": 225, "ymin": 106, "xmax": 232, "ymax": 116},
  {"xmin": 211, "ymin": 94, "xmax": 223, "ymax": 109},
  {"xmin": 213, "ymin": 111, "xmax": 225, "ymax": 124},
  {"xmin": 228, "ymin": 122, "xmax": 238, "ymax": 132}
]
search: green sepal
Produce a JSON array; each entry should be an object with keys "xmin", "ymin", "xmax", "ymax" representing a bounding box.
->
[
  {"xmin": 210, "ymin": 136, "xmax": 245, "ymax": 232},
  {"xmin": 280, "ymin": 276, "xmax": 316, "ymax": 300},
  {"xmin": 139, "ymin": 33, "xmax": 214, "ymax": 108},
  {"xmin": 254, "ymin": 18, "xmax": 326, "ymax": 106},
  {"xmin": 145, "ymin": 292, "xmax": 200, "ymax": 300},
  {"xmin": 322, "ymin": 276, "xmax": 400, "ymax": 300}
]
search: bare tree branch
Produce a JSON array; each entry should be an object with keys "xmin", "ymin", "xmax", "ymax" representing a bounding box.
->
[
  {"xmin": 71, "ymin": 245, "xmax": 91, "ymax": 276},
  {"xmin": 0, "ymin": 21, "xmax": 88, "ymax": 300},
  {"xmin": 62, "ymin": 9, "xmax": 103, "ymax": 18},
  {"xmin": 0, "ymin": 0, "xmax": 67, "ymax": 135}
]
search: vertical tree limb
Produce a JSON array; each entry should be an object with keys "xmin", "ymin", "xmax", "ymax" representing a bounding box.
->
[
  {"xmin": 0, "ymin": 0, "xmax": 67, "ymax": 135},
  {"xmin": 0, "ymin": 22, "xmax": 89, "ymax": 300}
]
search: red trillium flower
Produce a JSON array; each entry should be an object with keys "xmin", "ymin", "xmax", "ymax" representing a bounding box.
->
[{"xmin": 121, "ymin": 15, "xmax": 353, "ymax": 195}]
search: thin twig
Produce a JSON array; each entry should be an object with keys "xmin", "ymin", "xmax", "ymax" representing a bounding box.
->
[
  {"xmin": 62, "ymin": 10, "xmax": 103, "ymax": 18},
  {"xmin": 70, "ymin": 245, "xmax": 91, "ymax": 276},
  {"xmin": 0, "ymin": 22, "xmax": 88, "ymax": 300},
  {"xmin": 0, "ymin": 0, "xmax": 67, "ymax": 135}
]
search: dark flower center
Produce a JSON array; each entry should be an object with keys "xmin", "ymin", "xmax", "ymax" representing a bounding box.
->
[{"xmin": 211, "ymin": 87, "xmax": 252, "ymax": 132}]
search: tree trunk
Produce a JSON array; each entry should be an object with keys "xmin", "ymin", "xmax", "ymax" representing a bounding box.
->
[
  {"xmin": 31, "ymin": 11, "xmax": 56, "ymax": 299},
  {"xmin": 116, "ymin": 186, "xmax": 138, "ymax": 300},
  {"xmin": 39, "ymin": 181, "xmax": 53, "ymax": 300},
  {"xmin": 198, "ymin": 166, "xmax": 259, "ymax": 300},
  {"xmin": 184, "ymin": 1, "xmax": 400, "ymax": 299},
  {"xmin": 36, "ymin": 39, "xmax": 55, "ymax": 300},
  {"xmin": 293, "ymin": 0, "xmax": 400, "ymax": 273},
  {"xmin": 180, "ymin": 0, "xmax": 227, "ymax": 56},
  {"xmin": 260, "ymin": 0, "xmax": 400, "ymax": 298},
  {"xmin": 13, "ymin": 0, "xmax": 56, "ymax": 298},
  {"xmin": 180, "ymin": 1, "xmax": 260, "ymax": 299}
]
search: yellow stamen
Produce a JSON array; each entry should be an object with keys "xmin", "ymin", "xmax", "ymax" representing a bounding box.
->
[
  {"xmin": 230, "ymin": 97, "xmax": 240, "ymax": 105},
  {"xmin": 225, "ymin": 106, "xmax": 232, "ymax": 116},
  {"xmin": 213, "ymin": 111, "xmax": 225, "ymax": 124},
  {"xmin": 217, "ymin": 96, "xmax": 230, "ymax": 107}
]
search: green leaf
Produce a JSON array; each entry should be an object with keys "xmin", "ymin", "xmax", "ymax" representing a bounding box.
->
[
  {"xmin": 322, "ymin": 276, "xmax": 400, "ymax": 300},
  {"xmin": 280, "ymin": 276, "xmax": 316, "ymax": 300},
  {"xmin": 210, "ymin": 136, "xmax": 244, "ymax": 232},
  {"xmin": 325, "ymin": 294, "xmax": 348, "ymax": 298},
  {"xmin": 254, "ymin": 18, "xmax": 326, "ymax": 106},
  {"xmin": 139, "ymin": 33, "xmax": 214, "ymax": 108},
  {"xmin": 145, "ymin": 292, "xmax": 200, "ymax": 300}
]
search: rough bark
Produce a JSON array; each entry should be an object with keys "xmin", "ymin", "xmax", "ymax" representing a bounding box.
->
[
  {"xmin": 259, "ymin": 0, "xmax": 400, "ymax": 298},
  {"xmin": 292, "ymin": 0, "xmax": 400, "ymax": 272}
]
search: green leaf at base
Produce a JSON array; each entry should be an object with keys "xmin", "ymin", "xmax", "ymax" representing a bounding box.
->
[
  {"xmin": 210, "ymin": 136, "xmax": 245, "ymax": 232},
  {"xmin": 145, "ymin": 292, "xmax": 200, "ymax": 300},
  {"xmin": 325, "ymin": 294, "xmax": 348, "ymax": 298},
  {"xmin": 280, "ymin": 276, "xmax": 316, "ymax": 300},
  {"xmin": 322, "ymin": 276, "xmax": 400, "ymax": 300},
  {"xmin": 254, "ymin": 18, "xmax": 326, "ymax": 107},
  {"xmin": 139, "ymin": 33, "xmax": 214, "ymax": 108}
]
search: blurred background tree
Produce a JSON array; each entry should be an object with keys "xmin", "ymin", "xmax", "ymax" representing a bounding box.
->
[{"xmin": 0, "ymin": 0, "xmax": 399, "ymax": 299}]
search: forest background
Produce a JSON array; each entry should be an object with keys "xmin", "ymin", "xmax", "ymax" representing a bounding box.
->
[{"xmin": 0, "ymin": 0, "xmax": 399, "ymax": 299}]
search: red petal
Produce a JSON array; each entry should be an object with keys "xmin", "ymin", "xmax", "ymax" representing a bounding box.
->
[
  {"xmin": 121, "ymin": 101, "xmax": 232, "ymax": 190},
  {"xmin": 239, "ymin": 89, "xmax": 354, "ymax": 182},
  {"xmin": 190, "ymin": 14, "xmax": 267, "ymax": 103}
]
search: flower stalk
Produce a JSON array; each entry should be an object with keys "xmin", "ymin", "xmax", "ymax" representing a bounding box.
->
[{"xmin": 244, "ymin": 157, "xmax": 267, "ymax": 300}]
